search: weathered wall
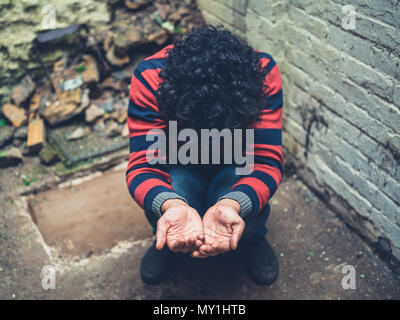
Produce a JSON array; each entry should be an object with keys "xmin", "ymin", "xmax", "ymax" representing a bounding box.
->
[
  {"xmin": 197, "ymin": 0, "xmax": 400, "ymax": 268},
  {"xmin": 0, "ymin": 0, "xmax": 115, "ymax": 103}
]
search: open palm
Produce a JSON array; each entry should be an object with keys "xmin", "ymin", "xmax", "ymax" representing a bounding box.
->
[
  {"xmin": 156, "ymin": 204, "xmax": 204, "ymax": 253},
  {"xmin": 192, "ymin": 203, "xmax": 244, "ymax": 258}
]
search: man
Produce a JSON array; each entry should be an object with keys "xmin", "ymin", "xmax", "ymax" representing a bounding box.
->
[{"xmin": 126, "ymin": 25, "xmax": 283, "ymax": 285}]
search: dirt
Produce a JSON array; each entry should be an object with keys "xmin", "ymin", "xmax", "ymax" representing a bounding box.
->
[
  {"xmin": 27, "ymin": 169, "xmax": 152, "ymax": 259},
  {"xmin": 0, "ymin": 158, "xmax": 399, "ymax": 300}
]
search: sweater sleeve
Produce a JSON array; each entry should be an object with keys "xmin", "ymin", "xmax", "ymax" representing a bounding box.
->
[
  {"xmin": 126, "ymin": 57, "xmax": 186, "ymax": 217},
  {"xmin": 219, "ymin": 53, "xmax": 284, "ymax": 218}
]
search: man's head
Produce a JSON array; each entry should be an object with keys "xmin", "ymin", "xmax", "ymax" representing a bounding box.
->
[{"xmin": 156, "ymin": 24, "xmax": 269, "ymax": 130}]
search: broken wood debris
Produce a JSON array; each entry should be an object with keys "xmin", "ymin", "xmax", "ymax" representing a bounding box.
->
[
  {"xmin": 2, "ymin": 104, "xmax": 27, "ymax": 127},
  {"xmin": 81, "ymin": 55, "xmax": 100, "ymax": 84},
  {"xmin": 85, "ymin": 104, "xmax": 104, "ymax": 123},
  {"xmin": 27, "ymin": 115, "xmax": 45, "ymax": 152},
  {"xmin": 0, "ymin": 147, "xmax": 23, "ymax": 168},
  {"xmin": 11, "ymin": 75, "xmax": 36, "ymax": 106},
  {"xmin": 0, "ymin": 0, "xmax": 204, "ymax": 168}
]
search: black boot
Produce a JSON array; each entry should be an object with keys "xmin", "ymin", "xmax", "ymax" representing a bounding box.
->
[
  {"xmin": 240, "ymin": 238, "xmax": 279, "ymax": 285},
  {"xmin": 140, "ymin": 241, "xmax": 175, "ymax": 285}
]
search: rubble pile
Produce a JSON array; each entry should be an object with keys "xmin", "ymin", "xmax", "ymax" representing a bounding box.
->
[{"xmin": 0, "ymin": 0, "xmax": 204, "ymax": 169}]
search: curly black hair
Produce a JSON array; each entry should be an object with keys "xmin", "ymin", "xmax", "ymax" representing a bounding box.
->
[{"xmin": 155, "ymin": 24, "xmax": 269, "ymax": 130}]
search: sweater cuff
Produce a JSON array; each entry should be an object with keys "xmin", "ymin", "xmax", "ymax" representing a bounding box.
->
[
  {"xmin": 218, "ymin": 191, "xmax": 253, "ymax": 218},
  {"xmin": 152, "ymin": 192, "xmax": 187, "ymax": 218}
]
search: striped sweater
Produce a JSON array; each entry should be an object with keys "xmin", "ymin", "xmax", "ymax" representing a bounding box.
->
[{"xmin": 126, "ymin": 44, "xmax": 283, "ymax": 218}]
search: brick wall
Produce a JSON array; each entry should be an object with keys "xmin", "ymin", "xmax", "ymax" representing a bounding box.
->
[{"xmin": 197, "ymin": 0, "xmax": 400, "ymax": 269}]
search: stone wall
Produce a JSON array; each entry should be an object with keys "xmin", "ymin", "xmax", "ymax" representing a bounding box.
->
[
  {"xmin": 197, "ymin": 0, "xmax": 400, "ymax": 270},
  {"xmin": 0, "ymin": 0, "xmax": 114, "ymax": 103}
]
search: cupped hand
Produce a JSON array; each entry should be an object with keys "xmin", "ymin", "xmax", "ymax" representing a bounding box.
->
[
  {"xmin": 191, "ymin": 199, "xmax": 245, "ymax": 258},
  {"xmin": 156, "ymin": 199, "xmax": 204, "ymax": 253}
]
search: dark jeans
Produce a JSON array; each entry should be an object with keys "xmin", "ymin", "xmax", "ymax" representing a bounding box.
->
[{"xmin": 145, "ymin": 165, "xmax": 269, "ymax": 244}]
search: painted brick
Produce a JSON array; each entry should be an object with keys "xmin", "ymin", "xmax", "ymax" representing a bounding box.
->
[
  {"xmin": 330, "ymin": 0, "xmax": 400, "ymax": 29},
  {"xmin": 198, "ymin": 0, "xmax": 400, "ymax": 266}
]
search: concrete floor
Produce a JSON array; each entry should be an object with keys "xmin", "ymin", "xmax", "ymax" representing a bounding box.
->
[{"xmin": 0, "ymin": 157, "xmax": 399, "ymax": 300}]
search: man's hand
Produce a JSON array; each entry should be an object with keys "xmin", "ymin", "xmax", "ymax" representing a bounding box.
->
[
  {"xmin": 156, "ymin": 199, "xmax": 204, "ymax": 253},
  {"xmin": 192, "ymin": 199, "xmax": 245, "ymax": 258}
]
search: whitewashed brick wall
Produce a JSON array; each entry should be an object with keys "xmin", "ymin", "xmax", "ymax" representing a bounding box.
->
[{"xmin": 197, "ymin": 0, "xmax": 400, "ymax": 270}]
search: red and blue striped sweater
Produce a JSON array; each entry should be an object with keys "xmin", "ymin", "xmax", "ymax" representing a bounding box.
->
[{"xmin": 126, "ymin": 44, "xmax": 283, "ymax": 218}]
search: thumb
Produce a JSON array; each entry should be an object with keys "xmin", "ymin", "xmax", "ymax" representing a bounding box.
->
[
  {"xmin": 230, "ymin": 221, "xmax": 244, "ymax": 250},
  {"xmin": 156, "ymin": 220, "xmax": 169, "ymax": 250}
]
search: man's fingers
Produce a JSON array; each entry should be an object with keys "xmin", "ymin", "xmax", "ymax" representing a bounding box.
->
[
  {"xmin": 181, "ymin": 232, "xmax": 202, "ymax": 253},
  {"xmin": 183, "ymin": 236, "xmax": 199, "ymax": 253},
  {"xmin": 181, "ymin": 242, "xmax": 190, "ymax": 254},
  {"xmin": 195, "ymin": 239, "xmax": 204, "ymax": 248},
  {"xmin": 199, "ymin": 244, "xmax": 220, "ymax": 256},
  {"xmin": 169, "ymin": 239, "xmax": 185, "ymax": 253},
  {"xmin": 168, "ymin": 239, "xmax": 179, "ymax": 252},
  {"xmin": 230, "ymin": 222, "xmax": 244, "ymax": 250},
  {"xmin": 156, "ymin": 235, "xmax": 166, "ymax": 250},
  {"xmin": 191, "ymin": 250, "xmax": 208, "ymax": 259},
  {"xmin": 187, "ymin": 235, "xmax": 197, "ymax": 251},
  {"xmin": 155, "ymin": 221, "xmax": 168, "ymax": 250}
]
